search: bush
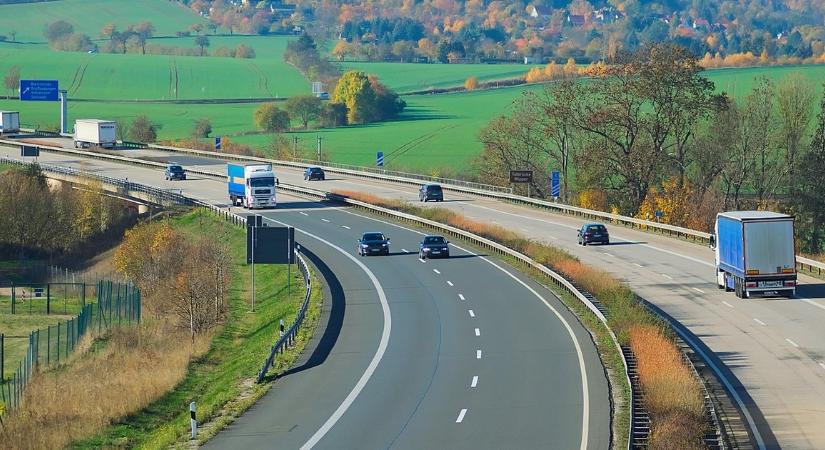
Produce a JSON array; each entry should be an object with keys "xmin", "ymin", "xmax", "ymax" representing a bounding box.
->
[
  {"xmin": 129, "ymin": 115, "xmax": 160, "ymax": 142},
  {"xmin": 192, "ymin": 118, "xmax": 212, "ymax": 138},
  {"xmin": 254, "ymin": 103, "xmax": 290, "ymax": 132}
]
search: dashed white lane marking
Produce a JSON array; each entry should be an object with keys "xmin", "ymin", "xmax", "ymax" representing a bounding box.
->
[
  {"xmin": 474, "ymin": 328, "xmax": 480, "ymax": 336},
  {"xmin": 476, "ymin": 350, "xmax": 481, "ymax": 359},
  {"xmin": 722, "ymin": 301, "xmax": 734, "ymax": 308},
  {"xmin": 418, "ymin": 258, "xmax": 426, "ymax": 264},
  {"xmin": 819, "ymin": 362, "xmax": 825, "ymax": 370},
  {"xmin": 693, "ymin": 288, "xmax": 705, "ymax": 294},
  {"xmin": 602, "ymin": 252, "xmax": 615, "ymax": 257},
  {"xmin": 299, "ymin": 212, "xmax": 308, "ymax": 216},
  {"xmin": 786, "ymin": 338, "xmax": 800, "ymax": 348},
  {"xmin": 661, "ymin": 273, "xmax": 673, "ymax": 280},
  {"xmin": 401, "ymin": 248, "xmax": 408, "ymax": 253},
  {"xmin": 459, "ymin": 294, "xmax": 466, "ymax": 301},
  {"xmin": 433, "ymin": 269, "xmax": 441, "ymax": 274},
  {"xmin": 799, "ymin": 297, "xmax": 825, "ymax": 312},
  {"xmin": 341, "ymin": 225, "xmax": 351, "ymax": 229},
  {"xmin": 456, "ymin": 409, "xmax": 467, "ymax": 423},
  {"xmin": 753, "ymin": 318, "xmax": 767, "ymax": 326},
  {"xmin": 447, "ymin": 281, "xmax": 454, "ymax": 286},
  {"xmin": 633, "ymin": 263, "xmax": 643, "ymax": 268},
  {"xmin": 468, "ymin": 310, "xmax": 475, "ymax": 318},
  {"xmin": 321, "ymin": 218, "xmax": 330, "ymax": 222},
  {"xmin": 471, "ymin": 376, "xmax": 478, "ymax": 388}
]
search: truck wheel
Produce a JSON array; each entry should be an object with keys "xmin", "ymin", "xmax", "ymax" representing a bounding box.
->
[{"xmin": 734, "ymin": 278, "xmax": 744, "ymax": 299}]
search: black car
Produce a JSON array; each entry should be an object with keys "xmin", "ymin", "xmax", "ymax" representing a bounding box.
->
[
  {"xmin": 358, "ymin": 232, "xmax": 390, "ymax": 256},
  {"xmin": 419, "ymin": 235, "xmax": 450, "ymax": 259},
  {"xmin": 304, "ymin": 167, "xmax": 325, "ymax": 181},
  {"xmin": 578, "ymin": 223, "xmax": 610, "ymax": 245},
  {"xmin": 165, "ymin": 164, "xmax": 186, "ymax": 181},
  {"xmin": 419, "ymin": 183, "xmax": 443, "ymax": 202}
]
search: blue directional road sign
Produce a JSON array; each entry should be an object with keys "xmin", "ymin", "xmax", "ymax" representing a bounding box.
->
[
  {"xmin": 19, "ymin": 80, "xmax": 59, "ymax": 101},
  {"xmin": 377, "ymin": 151, "xmax": 384, "ymax": 167},
  {"xmin": 551, "ymin": 170, "xmax": 560, "ymax": 198},
  {"xmin": 215, "ymin": 136, "xmax": 222, "ymax": 150}
]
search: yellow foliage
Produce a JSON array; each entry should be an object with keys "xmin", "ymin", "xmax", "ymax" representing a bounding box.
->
[
  {"xmin": 464, "ymin": 76, "xmax": 478, "ymax": 90},
  {"xmin": 578, "ymin": 189, "xmax": 608, "ymax": 211},
  {"xmin": 635, "ymin": 177, "xmax": 693, "ymax": 226}
]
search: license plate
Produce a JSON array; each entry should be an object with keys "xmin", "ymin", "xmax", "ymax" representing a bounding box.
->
[
  {"xmin": 759, "ymin": 281, "xmax": 783, "ymax": 288},
  {"xmin": 370, "ymin": 248, "xmax": 380, "ymax": 252},
  {"xmin": 593, "ymin": 234, "xmax": 601, "ymax": 237},
  {"xmin": 431, "ymin": 250, "xmax": 441, "ymax": 254}
]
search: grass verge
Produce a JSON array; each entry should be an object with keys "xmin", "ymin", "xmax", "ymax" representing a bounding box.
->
[
  {"xmin": 70, "ymin": 209, "xmax": 321, "ymax": 449},
  {"xmin": 333, "ymin": 189, "xmax": 707, "ymax": 449}
]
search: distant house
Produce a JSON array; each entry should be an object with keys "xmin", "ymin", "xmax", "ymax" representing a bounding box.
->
[
  {"xmin": 524, "ymin": 55, "xmax": 541, "ymax": 64},
  {"xmin": 528, "ymin": 5, "xmax": 553, "ymax": 19},
  {"xmin": 693, "ymin": 18, "xmax": 710, "ymax": 29},
  {"xmin": 567, "ymin": 15, "xmax": 585, "ymax": 28},
  {"xmin": 268, "ymin": 2, "xmax": 296, "ymax": 18}
]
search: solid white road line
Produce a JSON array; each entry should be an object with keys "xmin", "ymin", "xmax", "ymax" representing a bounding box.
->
[
  {"xmin": 341, "ymin": 225, "xmax": 351, "ymax": 230},
  {"xmin": 753, "ymin": 318, "xmax": 767, "ymax": 326},
  {"xmin": 471, "ymin": 376, "xmax": 478, "ymax": 388},
  {"xmin": 459, "ymin": 294, "xmax": 466, "ymax": 301},
  {"xmin": 722, "ymin": 301, "xmax": 734, "ymax": 308},
  {"xmin": 799, "ymin": 297, "xmax": 825, "ymax": 312},
  {"xmin": 786, "ymin": 338, "xmax": 800, "ymax": 348},
  {"xmin": 474, "ymin": 328, "xmax": 480, "ymax": 336},
  {"xmin": 335, "ymin": 208, "xmax": 592, "ymax": 450},
  {"xmin": 456, "ymin": 409, "xmax": 467, "ymax": 423},
  {"xmin": 264, "ymin": 217, "xmax": 392, "ymax": 450},
  {"xmin": 468, "ymin": 310, "xmax": 475, "ymax": 318},
  {"xmin": 476, "ymin": 350, "xmax": 481, "ymax": 359},
  {"xmin": 693, "ymin": 287, "xmax": 705, "ymax": 294},
  {"xmin": 433, "ymin": 269, "xmax": 441, "ymax": 274},
  {"xmin": 661, "ymin": 273, "xmax": 673, "ymax": 280},
  {"xmin": 447, "ymin": 280, "xmax": 454, "ymax": 286}
]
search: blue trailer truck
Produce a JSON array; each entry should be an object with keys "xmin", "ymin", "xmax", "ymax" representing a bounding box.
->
[
  {"xmin": 227, "ymin": 163, "xmax": 277, "ymax": 208},
  {"xmin": 712, "ymin": 211, "xmax": 796, "ymax": 298}
]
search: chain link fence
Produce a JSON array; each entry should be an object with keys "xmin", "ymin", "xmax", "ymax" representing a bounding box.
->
[{"xmin": 0, "ymin": 280, "xmax": 140, "ymax": 415}]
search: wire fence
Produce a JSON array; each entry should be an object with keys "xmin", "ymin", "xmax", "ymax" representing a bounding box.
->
[{"xmin": 0, "ymin": 280, "xmax": 141, "ymax": 415}]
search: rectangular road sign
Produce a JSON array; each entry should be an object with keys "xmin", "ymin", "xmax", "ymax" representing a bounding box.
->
[
  {"xmin": 377, "ymin": 151, "xmax": 384, "ymax": 167},
  {"xmin": 509, "ymin": 170, "xmax": 533, "ymax": 183},
  {"xmin": 247, "ymin": 225, "xmax": 295, "ymax": 264},
  {"xmin": 215, "ymin": 136, "xmax": 222, "ymax": 150},
  {"xmin": 551, "ymin": 170, "xmax": 560, "ymax": 198},
  {"xmin": 21, "ymin": 145, "xmax": 40, "ymax": 157},
  {"xmin": 19, "ymin": 80, "xmax": 59, "ymax": 101}
]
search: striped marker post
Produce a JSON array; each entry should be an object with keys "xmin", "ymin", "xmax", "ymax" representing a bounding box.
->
[{"xmin": 190, "ymin": 402, "xmax": 197, "ymax": 439}]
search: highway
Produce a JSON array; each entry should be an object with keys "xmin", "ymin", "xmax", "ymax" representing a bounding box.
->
[
  {"xmin": 5, "ymin": 140, "xmax": 825, "ymax": 448},
  {"xmin": 0, "ymin": 144, "xmax": 610, "ymax": 449}
]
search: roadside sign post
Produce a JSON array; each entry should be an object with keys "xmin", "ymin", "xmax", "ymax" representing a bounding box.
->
[
  {"xmin": 377, "ymin": 151, "xmax": 384, "ymax": 168},
  {"xmin": 655, "ymin": 210, "xmax": 663, "ymax": 222},
  {"xmin": 215, "ymin": 136, "xmax": 221, "ymax": 151},
  {"xmin": 509, "ymin": 170, "xmax": 533, "ymax": 197},
  {"xmin": 190, "ymin": 402, "xmax": 197, "ymax": 439},
  {"xmin": 316, "ymin": 136, "xmax": 322, "ymax": 161},
  {"xmin": 551, "ymin": 170, "xmax": 560, "ymax": 201},
  {"xmin": 59, "ymin": 90, "xmax": 68, "ymax": 134}
]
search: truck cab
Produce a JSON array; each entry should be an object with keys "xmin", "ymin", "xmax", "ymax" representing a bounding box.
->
[{"xmin": 227, "ymin": 163, "xmax": 277, "ymax": 209}]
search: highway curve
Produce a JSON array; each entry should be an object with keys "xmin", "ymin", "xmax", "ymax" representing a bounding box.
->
[
  {"xmin": 0, "ymin": 144, "xmax": 611, "ymax": 449},
  {"xmin": 112, "ymin": 144, "xmax": 825, "ymax": 449}
]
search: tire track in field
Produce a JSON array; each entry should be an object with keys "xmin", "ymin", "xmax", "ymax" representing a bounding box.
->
[
  {"xmin": 168, "ymin": 58, "xmax": 180, "ymax": 100},
  {"xmin": 247, "ymin": 62, "xmax": 272, "ymax": 97},
  {"xmin": 68, "ymin": 62, "xmax": 89, "ymax": 96},
  {"xmin": 384, "ymin": 124, "xmax": 458, "ymax": 164}
]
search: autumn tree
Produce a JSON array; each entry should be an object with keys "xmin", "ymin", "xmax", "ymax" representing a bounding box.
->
[
  {"xmin": 194, "ymin": 35, "xmax": 210, "ymax": 56},
  {"xmin": 43, "ymin": 20, "xmax": 74, "ymax": 42},
  {"xmin": 129, "ymin": 115, "xmax": 160, "ymax": 142},
  {"xmin": 4, "ymin": 66, "xmax": 20, "ymax": 99},
  {"xmin": 254, "ymin": 103, "xmax": 291, "ymax": 132},
  {"xmin": 320, "ymin": 102, "xmax": 348, "ymax": 127},
  {"xmin": 777, "ymin": 73, "xmax": 815, "ymax": 184},
  {"xmin": 130, "ymin": 21, "xmax": 155, "ymax": 54},
  {"xmin": 333, "ymin": 71, "xmax": 376, "ymax": 124},
  {"xmin": 192, "ymin": 118, "xmax": 212, "ymax": 138},
  {"xmin": 285, "ymin": 95, "xmax": 322, "ymax": 128},
  {"xmin": 464, "ymin": 76, "xmax": 478, "ymax": 91},
  {"xmin": 794, "ymin": 87, "xmax": 825, "ymax": 252}
]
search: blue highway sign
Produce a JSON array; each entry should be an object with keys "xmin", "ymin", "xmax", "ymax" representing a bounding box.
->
[
  {"xmin": 19, "ymin": 80, "xmax": 59, "ymax": 101},
  {"xmin": 551, "ymin": 170, "xmax": 560, "ymax": 198},
  {"xmin": 377, "ymin": 151, "xmax": 384, "ymax": 167},
  {"xmin": 215, "ymin": 136, "xmax": 222, "ymax": 150}
]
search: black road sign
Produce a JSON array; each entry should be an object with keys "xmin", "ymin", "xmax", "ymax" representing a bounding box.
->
[
  {"xmin": 247, "ymin": 225, "xmax": 295, "ymax": 264},
  {"xmin": 509, "ymin": 170, "xmax": 533, "ymax": 183}
]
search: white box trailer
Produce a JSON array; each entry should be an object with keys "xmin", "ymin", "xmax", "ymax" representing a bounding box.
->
[
  {"xmin": 0, "ymin": 111, "xmax": 20, "ymax": 134},
  {"xmin": 74, "ymin": 119, "xmax": 116, "ymax": 148}
]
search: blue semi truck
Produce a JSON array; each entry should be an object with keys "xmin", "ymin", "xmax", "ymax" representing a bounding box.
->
[
  {"xmin": 227, "ymin": 163, "xmax": 277, "ymax": 209},
  {"xmin": 712, "ymin": 211, "xmax": 797, "ymax": 298}
]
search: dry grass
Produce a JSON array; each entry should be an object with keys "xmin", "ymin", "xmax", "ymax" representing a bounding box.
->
[
  {"xmin": 629, "ymin": 325, "xmax": 707, "ymax": 449},
  {"xmin": 0, "ymin": 322, "xmax": 209, "ymax": 450},
  {"xmin": 334, "ymin": 189, "xmax": 709, "ymax": 448}
]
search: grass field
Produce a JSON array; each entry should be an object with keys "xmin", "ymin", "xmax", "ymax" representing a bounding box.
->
[
  {"xmin": 0, "ymin": 313, "xmax": 71, "ymax": 382},
  {"xmin": 339, "ymin": 61, "xmax": 540, "ymax": 93},
  {"xmin": 149, "ymin": 35, "xmax": 297, "ymax": 60},
  {"xmin": 0, "ymin": 45, "xmax": 308, "ymax": 100},
  {"xmin": 0, "ymin": 0, "xmax": 206, "ymax": 43}
]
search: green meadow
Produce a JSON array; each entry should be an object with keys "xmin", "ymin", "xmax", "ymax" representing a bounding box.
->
[{"xmin": 0, "ymin": 0, "xmax": 206, "ymax": 42}]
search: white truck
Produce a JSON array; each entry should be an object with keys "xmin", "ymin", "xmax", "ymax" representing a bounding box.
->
[
  {"xmin": 227, "ymin": 163, "xmax": 277, "ymax": 208},
  {"xmin": 74, "ymin": 119, "xmax": 116, "ymax": 148},
  {"xmin": 0, "ymin": 111, "xmax": 20, "ymax": 134},
  {"xmin": 712, "ymin": 211, "xmax": 797, "ymax": 298}
]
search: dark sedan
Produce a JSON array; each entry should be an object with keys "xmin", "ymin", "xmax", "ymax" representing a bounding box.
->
[
  {"xmin": 358, "ymin": 232, "xmax": 390, "ymax": 256},
  {"xmin": 577, "ymin": 223, "xmax": 610, "ymax": 246},
  {"xmin": 419, "ymin": 235, "xmax": 450, "ymax": 259},
  {"xmin": 304, "ymin": 167, "xmax": 325, "ymax": 181}
]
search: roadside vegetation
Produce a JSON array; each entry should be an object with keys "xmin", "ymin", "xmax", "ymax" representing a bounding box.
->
[{"xmin": 333, "ymin": 189, "xmax": 707, "ymax": 448}]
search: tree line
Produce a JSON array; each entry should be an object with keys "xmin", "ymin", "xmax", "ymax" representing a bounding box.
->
[
  {"xmin": 477, "ymin": 43, "xmax": 825, "ymax": 253},
  {"xmin": 0, "ymin": 165, "xmax": 131, "ymax": 260}
]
